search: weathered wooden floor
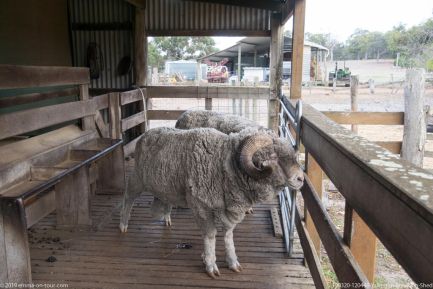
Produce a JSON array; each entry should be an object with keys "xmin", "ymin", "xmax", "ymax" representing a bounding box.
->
[{"xmin": 28, "ymin": 162, "xmax": 314, "ymax": 289}]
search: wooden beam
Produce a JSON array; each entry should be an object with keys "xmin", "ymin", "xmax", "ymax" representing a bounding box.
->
[
  {"xmin": 121, "ymin": 111, "xmax": 145, "ymax": 132},
  {"xmin": 0, "ymin": 65, "xmax": 89, "ymax": 89},
  {"xmin": 281, "ymin": 0, "xmax": 295, "ymax": 24},
  {"xmin": 322, "ymin": 111, "xmax": 404, "ymax": 125},
  {"xmin": 0, "ymin": 88, "xmax": 79, "ymax": 109},
  {"xmin": 146, "ymin": 86, "xmax": 270, "ymax": 99},
  {"xmin": 185, "ymin": 0, "xmax": 282, "ymax": 11},
  {"xmin": 290, "ymin": 0, "xmax": 306, "ymax": 99},
  {"xmin": 305, "ymin": 153, "xmax": 323, "ymax": 256},
  {"xmin": 300, "ymin": 103, "xmax": 433, "ymax": 284},
  {"xmin": 147, "ymin": 30, "xmax": 271, "ymax": 37},
  {"xmin": 80, "ymin": 84, "xmax": 96, "ymax": 130},
  {"xmin": 268, "ymin": 13, "xmax": 283, "ymax": 131},
  {"xmin": 120, "ymin": 89, "xmax": 146, "ymax": 106},
  {"xmin": 0, "ymin": 100, "xmax": 96, "ymax": 140},
  {"xmin": 301, "ymin": 176, "xmax": 371, "ymax": 288},
  {"xmin": 134, "ymin": 8, "xmax": 147, "ymax": 86},
  {"xmin": 0, "ymin": 199, "xmax": 32, "ymax": 283},
  {"xmin": 147, "ymin": 110, "xmax": 185, "ymax": 120},
  {"xmin": 375, "ymin": 141, "xmax": 402, "ymax": 154},
  {"xmin": 295, "ymin": 204, "xmax": 327, "ymax": 289}
]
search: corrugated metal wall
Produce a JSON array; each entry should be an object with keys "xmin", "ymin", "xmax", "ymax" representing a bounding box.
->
[
  {"xmin": 145, "ymin": 0, "xmax": 272, "ymax": 32},
  {"xmin": 68, "ymin": 0, "xmax": 134, "ymax": 89}
]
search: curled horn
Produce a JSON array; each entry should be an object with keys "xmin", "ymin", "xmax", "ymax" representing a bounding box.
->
[{"xmin": 238, "ymin": 134, "xmax": 274, "ymax": 179}]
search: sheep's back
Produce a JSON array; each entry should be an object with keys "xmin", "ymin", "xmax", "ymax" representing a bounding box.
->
[{"xmin": 134, "ymin": 127, "xmax": 230, "ymax": 208}]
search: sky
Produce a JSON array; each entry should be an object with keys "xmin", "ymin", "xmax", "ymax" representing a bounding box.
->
[{"xmin": 213, "ymin": 0, "xmax": 433, "ymax": 50}]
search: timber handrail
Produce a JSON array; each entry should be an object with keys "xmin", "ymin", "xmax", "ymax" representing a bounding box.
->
[{"xmin": 284, "ymin": 98, "xmax": 433, "ymax": 286}]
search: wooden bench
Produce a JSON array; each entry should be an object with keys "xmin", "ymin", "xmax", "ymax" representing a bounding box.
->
[{"xmin": 0, "ymin": 65, "xmax": 126, "ymax": 283}]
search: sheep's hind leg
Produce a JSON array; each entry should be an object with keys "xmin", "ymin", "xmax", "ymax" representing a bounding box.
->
[
  {"xmin": 191, "ymin": 209, "xmax": 220, "ymax": 278},
  {"xmin": 119, "ymin": 170, "xmax": 142, "ymax": 233},
  {"xmin": 151, "ymin": 197, "xmax": 172, "ymax": 226},
  {"xmin": 224, "ymin": 224, "xmax": 242, "ymax": 273}
]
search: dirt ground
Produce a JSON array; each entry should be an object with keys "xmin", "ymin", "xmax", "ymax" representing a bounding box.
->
[{"xmin": 299, "ymin": 82, "xmax": 433, "ymax": 289}]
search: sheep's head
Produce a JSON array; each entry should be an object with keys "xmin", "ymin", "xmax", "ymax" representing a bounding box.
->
[{"xmin": 237, "ymin": 134, "xmax": 304, "ymax": 190}]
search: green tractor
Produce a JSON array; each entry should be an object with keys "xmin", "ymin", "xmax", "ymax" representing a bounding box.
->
[{"xmin": 328, "ymin": 62, "xmax": 351, "ymax": 87}]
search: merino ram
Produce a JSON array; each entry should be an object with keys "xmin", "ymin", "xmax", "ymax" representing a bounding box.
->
[{"xmin": 119, "ymin": 127, "xmax": 304, "ymax": 278}]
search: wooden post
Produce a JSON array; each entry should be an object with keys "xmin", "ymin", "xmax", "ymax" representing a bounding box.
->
[
  {"xmin": 237, "ymin": 44, "xmax": 242, "ymax": 85},
  {"xmin": 305, "ymin": 152, "xmax": 323, "ymax": 256},
  {"xmin": 205, "ymin": 98, "xmax": 212, "ymax": 111},
  {"xmin": 109, "ymin": 92, "xmax": 122, "ymax": 139},
  {"xmin": 402, "ymin": 68, "xmax": 426, "ymax": 167},
  {"xmin": 269, "ymin": 13, "xmax": 283, "ymax": 132},
  {"xmin": 349, "ymin": 212, "xmax": 377, "ymax": 283},
  {"xmin": 368, "ymin": 79, "xmax": 375, "ymax": 94},
  {"xmin": 97, "ymin": 146, "xmax": 126, "ymax": 194},
  {"xmin": 350, "ymin": 75, "xmax": 359, "ymax": 133},
  {"xmin": 290, "ymin": 0, "xmax": 306, "ymax": 99},
  {"xmin": 134, "ymin": 7, "xmax": 148, "ymax": 134},
  {"xmin": 0, "ymin": 199, "xmax": 32, "ymax": 283},
  {"xmin": 79, "ymin": 83, "xmax": 95, "ymax": 131}
]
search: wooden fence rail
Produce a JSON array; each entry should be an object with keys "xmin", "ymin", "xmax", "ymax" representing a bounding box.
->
[{"xmin": 285, "ymin": 99, "xmax": 433, "ymax": 287}]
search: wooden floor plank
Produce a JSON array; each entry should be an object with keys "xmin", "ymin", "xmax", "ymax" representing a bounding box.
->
[{"xmin": 28, "ymin": 161, "xmax": 314, "ymax": 288}]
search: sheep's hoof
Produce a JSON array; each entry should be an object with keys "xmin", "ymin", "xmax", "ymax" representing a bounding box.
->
[
  {"xmin": 164, "ymin": 216, "xmax": 172, "ymax": 227},
  {"xmin": 245, "ymin": 208, "xmax": 254, "ymax": 214},
  {"xmin": 229, "ymin": 261, "xmax": 243, "ymax": 273},
  {"xmin": 119, "ymin": 223, "xmax": 128, "ymax": 233},
  {"xmin": 206, "ymin": 265, "xmax": 221, "ymax": 279}
]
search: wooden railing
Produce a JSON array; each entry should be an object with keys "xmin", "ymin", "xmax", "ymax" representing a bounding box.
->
[{"xmin": 282, "ymin": 98, "xmax": 433, "ymax": 288}]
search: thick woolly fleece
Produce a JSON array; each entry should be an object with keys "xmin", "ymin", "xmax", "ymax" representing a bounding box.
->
[{"xmin": 175, "ymin": 110, "xmax": 270, "ymax": 135}]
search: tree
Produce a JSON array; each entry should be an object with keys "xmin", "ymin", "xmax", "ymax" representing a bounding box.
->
[
  {"xmin": 305, "ymin": 32, "xmax": 339, "ymax": 61},
  {"xmin": 152, "ymin": 36, "xmax": 218, "ymax": 61},
  {"xmin": 148, "ymin": 41, "xmax": 165, "ymax": 70}
]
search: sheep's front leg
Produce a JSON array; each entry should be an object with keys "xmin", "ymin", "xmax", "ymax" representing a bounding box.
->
[
  {"xmin": 119, "ymin": 170, "xmax": 142, "ymax": 233},
  {"xmin": 224, "ymin": 225, "xmax": 242, "ymax": 272}
]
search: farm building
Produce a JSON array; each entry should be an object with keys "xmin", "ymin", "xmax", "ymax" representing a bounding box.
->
[
  {"xmin": 201, "ymin": 36, "xmax": 328, "ymax": 83},
  {"xmin": 0, "ymin": 0, "xmax": 432, "ymax": 289}
]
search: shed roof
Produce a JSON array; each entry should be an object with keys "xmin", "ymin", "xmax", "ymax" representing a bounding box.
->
[{"xmin": 201, "ymin": 36, "xmax": 328, "ymax": 62}]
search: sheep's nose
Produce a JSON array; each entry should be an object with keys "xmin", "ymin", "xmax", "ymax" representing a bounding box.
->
[{"xmin": 297, "ymin": 175, "xmax": 304, "ymax": 183}]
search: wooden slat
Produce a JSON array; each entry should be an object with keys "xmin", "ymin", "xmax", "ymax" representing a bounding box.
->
[
  {"xmin": 93, "ymin": 93, "xmax": 109, "ymax": 110},
  {"xmin": 80, "ymin": 84, "xmax": 95, "ymax": 130},
  {"xmin": 121, "ymin": 111, "xmax": 145, "ymax": 132},
  {"xmin": 147, "ymin": 110, "xmax": 185, "ymax": 120},
  {"xmin": 0, "ymin": 100, "xmax": 96, "ymax": 140},
  {"xmin": 301, "ymin": 175, "xmax": 371, "ymax": 288},
  {"xmin": 146, "ymin": 86, "xmax": 270, "ymax": 99},
  {"xmin": 108, "ymin": 93, "xmax": 122, "ymax": 139},
  {"xmin": 0, "ymin": 65, "xmax": 89, "ymax": 89},
  {"xmin": 375, "ymin": 141, "xmax": 402, "ymax": 154},
  {"xmin": 94, "ymin": 111, "xmax": 109, "ymax": 138},
  {"xmin": 323, "ymin": 111, "xmax": 404, "ymax": 125},
  {"xmin": 300, "ymin": 103, "xmax": 433, "ymax": 284},
  {"xmin": 295, "ymin": 205, "xmax": 326, "ymax": 289},
  {"xmin": 425, "ymin": 151, "xmax": 433, "ymax": 158},
  {"xmin": 25, "ymin": 190, "xmax": 56, "ymax": 228},
  {"xmin": 0, "ymin": 87, "xmax": 79, "ymax": 108},
  {"xmin": 124, "ymin": 136, "xmax": 141, "ymax": 157},
  {"xmin": 120, "ymin": 89, "xmax": 145, "ymax": 106}
]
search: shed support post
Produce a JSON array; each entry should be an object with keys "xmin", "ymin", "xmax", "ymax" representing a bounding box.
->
[
  {"xmin": 0, "ymin": 199, "xmax": 32, "ymax": 284},
  {"xmin": 269, "ymin": 13, "xmax": 283, "ymax": 132},
  {"xmin": 237, "ymin": 44, "xmax": 242, "ymax": 85},
  {"xmin": 79, "ymin": 83, "xmax": 95, "ymax": 131},
  {"xmin": 402, "ymin": 68, "xmax": 426, "ymax": 167},
  {"xmin": 290, "ymin": 0, "xmax": 306, "ymax": 99},
  {"xmin": 134, "ymin": 7, "xmax": 148, "ymax": 133}
]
